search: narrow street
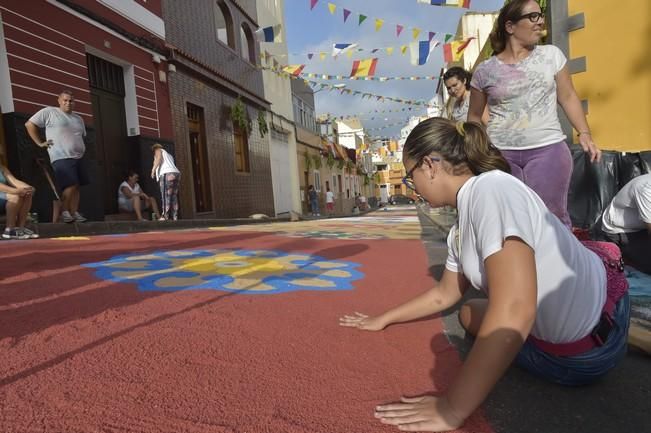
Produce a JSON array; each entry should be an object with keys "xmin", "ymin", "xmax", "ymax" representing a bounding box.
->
[{"xmin": 1, "ymin": 207, "xmax": 648, "ymax": 433}]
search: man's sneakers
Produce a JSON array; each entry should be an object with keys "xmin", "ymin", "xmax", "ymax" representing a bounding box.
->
[
  {"xmin": 22, "ymin": 228, "xmax": 40, "ymax": 239},
  {"xmin": 61, "ymin": 210, "xmax": 74, "ymax": 223},
  {"xmin": 61, "ymin": 211, "xmax": 87, "ymax": 223},
  {"xmin": 2, "ymin": 228, "xmax": 31, "ymax": 240},
  {"xmin": 73, "ymin": 212, "xmax": 87, "ymax": 223}
]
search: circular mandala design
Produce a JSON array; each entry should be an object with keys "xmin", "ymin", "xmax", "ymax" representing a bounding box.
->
[{"xmin": 84, "ymin": 248, "xmax": 364, "ymax": 294}]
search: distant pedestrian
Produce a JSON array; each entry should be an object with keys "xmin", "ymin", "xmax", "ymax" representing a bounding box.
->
[
  {"xmin": 596, "ymin": 174, "xmax": 651, "ymax": 274},
  {"xmin": 25, "ymin": 90, "xmax": 88, "ymax": 223},
  {"xmin": 118, "ymin": 170, "xmax": 161, "ymax": 221},
  {"xmin": 0, "ymin": 163, "xmax": 39, "ymax": 239},
  {"xmin": 150, "ymin": 143, "xmax": 181, "ymax": 221},
  {"xmin": 468, "ymin": 0, "xmax": 600, "ymax": 228},
  {"xmin": 308, "ymin": 185, "xmax": 319, "ymax": 216},
  {"xmin": 325, "ymin": 187, "xmax": 335, "ymax": 216}
]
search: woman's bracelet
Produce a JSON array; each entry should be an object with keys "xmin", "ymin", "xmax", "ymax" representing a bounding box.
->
[{"xmin": 577, "ymin": 131, "xmax": 591, "ymax": 136}]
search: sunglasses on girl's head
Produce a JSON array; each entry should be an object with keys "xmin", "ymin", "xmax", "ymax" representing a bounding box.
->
[{"xmin": 515, "ymin": 11, "xmax": 544, "ymax": 22}]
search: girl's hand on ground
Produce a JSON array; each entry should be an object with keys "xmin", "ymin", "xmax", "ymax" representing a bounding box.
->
[
  {"xmin": 374, "ymin": 395, "xmax": 465, "ymax": 432},
  {"xmin": 338, "ymin": 312, "xmax": 386, "ymax": 331}
]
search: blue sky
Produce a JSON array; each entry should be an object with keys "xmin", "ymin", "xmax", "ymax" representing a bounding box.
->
[{"xmin": 284, "ymin": 0, "xmax": 505, "ymax": 138}]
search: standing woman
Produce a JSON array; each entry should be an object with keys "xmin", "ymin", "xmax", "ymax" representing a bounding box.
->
[
  {"xmin": 443, "ymin": 67, "xmax": 472, "ymax": 122},
  {"xmin": 150, "ymin": 143, "xmax": 181, "ymax": 221},
  {"xmin": 468, "ymin": 0, "xmax": 600, "ymax": 228}
]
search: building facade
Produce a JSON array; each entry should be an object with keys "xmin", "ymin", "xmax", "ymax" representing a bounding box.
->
[
  {"xmin": 0, "ymin": 0, "xmax": 174, "ymax": 221},
  {"xmin": 163, "ymin": 0, "xmax": 274, "ymax": 219},
  {"xmin": 257, "ymin": 0, "xmax": 301, "ymax": 217}
]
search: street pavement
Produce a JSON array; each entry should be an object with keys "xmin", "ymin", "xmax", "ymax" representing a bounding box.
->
[{"xmin": 0, "ymin": 206, "xmax": 648, "ymax": 433}]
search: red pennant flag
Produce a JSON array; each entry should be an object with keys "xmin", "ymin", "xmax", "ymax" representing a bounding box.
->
[
  {"xmin": 396, "ymin": 25, "xmax": 404, "ymax": 37},
  {"xmin": 310, "ymin": 0, "xmax": 318, "ymax": 10}
]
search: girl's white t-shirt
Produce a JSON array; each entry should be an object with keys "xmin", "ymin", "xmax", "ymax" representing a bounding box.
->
[{"xmin": 445, "ymin": 171, "xmax": 606, "ymax": 343}]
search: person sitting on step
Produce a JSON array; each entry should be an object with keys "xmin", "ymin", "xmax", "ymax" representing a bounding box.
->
[
  {"xmin": 0, "ymin": 163, "xmax": 39, "ymax": 239},
  {"xmin": 118, "ymin": 170, "xmax": 161, "ymax": 221}
]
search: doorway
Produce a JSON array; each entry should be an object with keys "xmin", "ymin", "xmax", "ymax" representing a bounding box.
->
[
  {"xmin": 187, "ymin": 103, "xmax": 212, "ymax": 213},
  {"xmin": 87, "ymin": 54, "xmax": 128, "ymax": 215}
]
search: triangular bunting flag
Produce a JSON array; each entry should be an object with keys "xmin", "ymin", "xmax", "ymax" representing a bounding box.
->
[
  {"xmin": 409, "ymin": 40, "xmax": 437, "ymax": 66},
  {"xmin": 327, "ymin": 3, "xmax": 336, "ymax": 14},
  {"xmin": 343, "ymin": 8, "xmax": 351, "ymax": 22},
  {"xmin": 307, "ymin": 53, "xmax": 314, "ymax": 60},
  {"xmin": 429, "ymin": 31, "xmax": 436, "ymax": 41},
  {"xmin": 255, "ymin": 25, "xmax": 282, "ymax": 43},
  {"xmin": 443, "ymin": 37, "xmax": 475, "ymax": 63},
  {"xmin": 319, "ymin": 52, "xmax": 327, "ymax": 61},
  {"xmin": 375, "ymin": 18, "xmax": 384, "ymax": 32},
  {"xmin": 350, "ymin": 58, "xmax": 378, "ymax": 77},
  {"xmin": 310, "ymin": 0, "xmax": 319, "ymax": 10},
  {"xmin": 282, "ymin": 65, "xmax": 305, "ymax": 76},
  {"xmin": 358, "ymin": 14, "xmax": 367, "ymax": 25},
  {"xmin": 386, "ymin": 47, "xmax": 394, "ymax": 55},
  {"xmin": 445, "ymin": 33, "xmax": 454, "ymax": 42},
  {"xmin": 396, "ymin": 25, "xmax": 404, "ymax": 37},
  {"xmin": 332, "ymin": 43, "xmax": 358, "ymax": 57},
  {"xmin": 412, "ymin": 28, "xmax": 421, "ymax": 40},
  {"xmin": 400, "ymin": 45, "xmax": 408, "ymax": 55}
]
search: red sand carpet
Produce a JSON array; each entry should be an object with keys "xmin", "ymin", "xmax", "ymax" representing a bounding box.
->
[{"xmin": 0, "ymin": 215, "xmax": 494, "ymax": 433}]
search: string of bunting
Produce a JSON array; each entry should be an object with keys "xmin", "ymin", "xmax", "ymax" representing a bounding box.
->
[
  {"xmin": 260, "ymin": 66, "xmax": 435, "ymax": 107},
  {"xmin": 261, "ymin": 64, "xmax": 441, "ymax": 81},
  {"xmin": 308, "ymin": 0, "xmax": 464, "ymax": 42}
]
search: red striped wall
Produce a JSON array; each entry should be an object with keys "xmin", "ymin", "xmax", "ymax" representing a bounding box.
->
[{"xmin": 0, "ymin": 1, "xmax": 172, "ymax": 139}]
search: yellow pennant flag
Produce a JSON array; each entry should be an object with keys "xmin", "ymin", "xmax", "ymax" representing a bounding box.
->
[
  {"xmin": 386, "ymin": 47, "xmax": 394, "ymax": 55},
  {"xmin": 350, "ymin": 58, "xmax": 378, "ymax": 77},
  {"xmin": 346, "ymin": 50, "xmax": 354, "ymax": 59},
  {"xmin": 400, "ymin": 45, "xmax": 408, "ymax": 55},
  {"xmin": 320, "ymin": 52, "xmax": 327, "ymax": 61},
  {"xmin": 328, "ymin": 3, "xmax": 336, "ymax": 14},
  {"xmin": 375, "ymin": 18, "xmax": 384, "ymax": 32},
  {"xmin": 412, "ymin": 28, "xmax": 421, "ymax": 40}
]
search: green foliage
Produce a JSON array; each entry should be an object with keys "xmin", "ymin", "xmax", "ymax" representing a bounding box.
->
[
  {"xmin": 257, "ymin": 110, "xmax": 268, "ymax": 138},
  {"xmin": 231, "ymin": 98, "xmax": 250, "ymax": 133},
  {"xmin": 363, "ymin": 175, "xmax": 370, "ymax": 186},
  {"xmin": 326, "ymin": 152, "xmax": 335, "ymax": 169},
  {"xmin": 304, "ymin": 153, "xmax": 312, "ymax": 171},
  {"xmin": 337, "ymin": 159, "xmax": 345, "ymax": 170},
  {"xmin": 312, "ymin": 154, "xmax": 322, "ymax": 169}
]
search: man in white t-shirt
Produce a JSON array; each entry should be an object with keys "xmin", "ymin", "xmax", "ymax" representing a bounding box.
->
[
  {"xmin": 25, "ymin": 90, "xmax": 88, "ymax": 223},
  {"xmin": 599, "ymin": 173, "xmax": 651, "ymax": 273}
]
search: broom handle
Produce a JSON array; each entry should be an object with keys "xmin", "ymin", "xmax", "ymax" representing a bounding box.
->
[{"xmin": 36, "ymin": 159, "xmax": 61, "ymax": 201}]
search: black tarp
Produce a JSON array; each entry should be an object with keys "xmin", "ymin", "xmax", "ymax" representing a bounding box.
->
[{"xmin": 569, "ymin": 146, "xmax": 651, "ymax": 229}]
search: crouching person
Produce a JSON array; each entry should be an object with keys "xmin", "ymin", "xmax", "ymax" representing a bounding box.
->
[
  {"xmin": 118, "ymin": 170, "xmax": 161, "ymax": 221},
  {"xmin": 0, "ymin": 164, "xmax": 39, "ymax": 239},
  {"xmin": 340, "ymin": 118, "xmax": 630, "ymax": 432}
]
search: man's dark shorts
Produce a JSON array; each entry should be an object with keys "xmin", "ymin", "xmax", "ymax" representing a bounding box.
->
[{"xmin": 52, "ymin": 158, "xmax": 89, "ymax": 191}]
